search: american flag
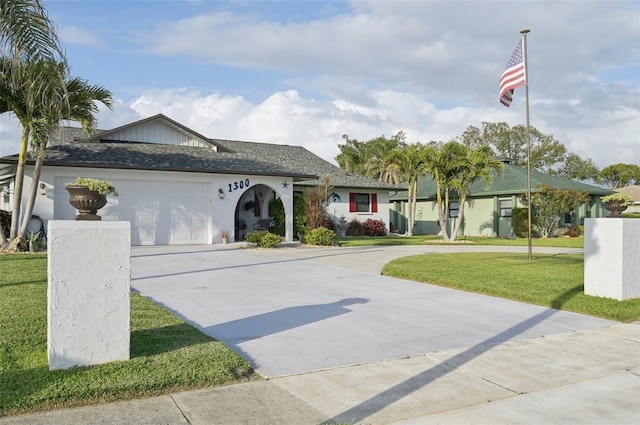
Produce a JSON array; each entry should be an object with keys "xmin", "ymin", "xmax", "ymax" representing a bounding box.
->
[{"xmin": 499, "ymin": 39, "xmax": 526, "ymax": 107}]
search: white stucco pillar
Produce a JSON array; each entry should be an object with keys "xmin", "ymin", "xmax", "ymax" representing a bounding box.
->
[
  {"xmin": 47, "ymin": 220, "xmax": 131, "ymax": 370},
  {"xmin": 584, "ymin": 218, "xmax": 640, "ymax": 301}
]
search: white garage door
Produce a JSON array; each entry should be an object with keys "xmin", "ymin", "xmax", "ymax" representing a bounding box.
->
[{"xmin": 55, "ymin": 178, "xmax": 210, "ymax": 245}]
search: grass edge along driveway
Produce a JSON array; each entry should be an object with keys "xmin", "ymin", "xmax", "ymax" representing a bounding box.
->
[
  {"xmin": 383, "ymin": 252, "xmax": 640, "ymax": 323},
  {"xmin": 0, "ymin": 254, "xmax": 257, "ymax": 417}
]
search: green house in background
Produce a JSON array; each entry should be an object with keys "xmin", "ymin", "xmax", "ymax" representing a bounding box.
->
[{"xmin": 389, "ymin": 161, "xmax": 614, "ymax": 238}]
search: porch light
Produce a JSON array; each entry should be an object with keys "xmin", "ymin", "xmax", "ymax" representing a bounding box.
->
[{"xmin": 218, "ymin": 188, "xmax": 225, "ymax": 199}]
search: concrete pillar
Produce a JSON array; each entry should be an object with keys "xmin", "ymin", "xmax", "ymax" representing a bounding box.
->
[
  {"xmin": 47, "ymin": 221, "xmax": 131, "ymax": 370},
  {"xmin": 584, "ymin": 218, "xmax": 640, "ymax": 301}
]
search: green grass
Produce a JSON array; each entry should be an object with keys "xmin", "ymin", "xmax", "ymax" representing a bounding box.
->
[
  {"xmin": 383, "ymin": 252, "xmax": 640, "ymax": 322},
  {"xmin": 0, "ymin": 254, "xmax": 256, "ymax": 416},
  {"xmin": 336, "ymin": 235, "xmax": 584, "ymax": 248}
]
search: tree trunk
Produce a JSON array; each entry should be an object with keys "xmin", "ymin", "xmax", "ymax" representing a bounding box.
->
[
  {"xmin": 18, "ymin": 142, "xmax": 46, "ymax": 239},
  {"xmin": 10, "ymin": 130, "xmax": 29, "ymax": 240},
  {"xmin": 435, "ymin": 187, "xmax": 450, "ymax": 241},
  {"xmin": 407, "ymin": 180, "xmax": 416, "ymax": 236}
]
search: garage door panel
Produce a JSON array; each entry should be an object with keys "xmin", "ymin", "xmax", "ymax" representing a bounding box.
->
[
  {"xmin": 190, "ymin": 230, "xmax": 206, "ymax": 241},
  {"xmin": 173, "ymin": 215, "xmax": 188, "ymax": 226},
  {"xmin": 173, "ymin": 231, "xmax": 190, "ymax": 242}
]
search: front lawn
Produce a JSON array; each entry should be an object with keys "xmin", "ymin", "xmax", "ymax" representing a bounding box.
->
[
  {"xmin": 382, "ymin": 252, "xmax": 640, "ymax": 322},
  {"xmin": 336, "ymin": 235, "xmax": 584, "ymax": 248},
  {"xmin": 0, "ymin": 254, "xmax": 256, "ymax": 416}
]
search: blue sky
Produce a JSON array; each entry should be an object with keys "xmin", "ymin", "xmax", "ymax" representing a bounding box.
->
[{"xmin": 1, "ymin": 0, "xmax": 638, "ymax": 168}]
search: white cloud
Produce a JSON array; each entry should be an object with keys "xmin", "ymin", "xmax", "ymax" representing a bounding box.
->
[
  {"xmin": 1, "ymin": 0, "xmax": 638, "ymax": 172},
  {"xmin": 58, "ymin": 26, "xmax": 104, "ymax": 48},
  {"xmin": 2, "ymin": 82, "xmax": 637, "ymax": 169}
]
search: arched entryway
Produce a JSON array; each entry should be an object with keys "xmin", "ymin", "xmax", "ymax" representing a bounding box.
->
[{"xmin": 234, "ymin": 184, "xmax": 286, "ymax": 240}]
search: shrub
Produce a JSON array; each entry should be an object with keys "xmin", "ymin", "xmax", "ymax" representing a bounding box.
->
[
  {"xmin": 622, "ymin": 212, "xmax": 640, "ymax": 218},
  {"xmin": 305, "ymin": 227, "xmax": 335, "ymax": 246},
  {"xmin": 320, "ymin": 215, "xmax": 336, "ymax": 231},
  {"xmin": 564, "ymin": 225, "xmax": 581, "ymax": 237},
  {"xmin": 67, "ymin": 177, "xmax": 118, "ymax": 196},
  {"xmin": 259, "ymin": 232, "xmax": 281, "ymax": 248},
  {"xmin": 245, "ymin": 231, "xmax": 281, "ymax": 248},
  {"xmin": 511, "ymin": 207, "xmax": 529, "ymax": 238},
  {"xmin": 245, "ymin": 231, "xmax": 264, "ymax": 244},
  {"xmin": 269, "ymin": 198, "xmax": 285, "ymax": 236},
  {"xmin": 362, "ymin": 219, "xmax": 387, "ymax": 236},
  {"xmin": 601, "ymin": 193, "xmax": 634, "ymax": 206},
  {"xmin": 347, "ymin": 218, "xmax": 364, "ymax": 236},
  {"xmin": 293, "ymin": 192, "xmax": 306, "ymax": 236}
]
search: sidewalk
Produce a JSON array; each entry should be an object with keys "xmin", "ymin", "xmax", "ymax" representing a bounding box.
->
[{"xmin": 2, "ymin": 322, "xmax": 638, "ymax": 424}]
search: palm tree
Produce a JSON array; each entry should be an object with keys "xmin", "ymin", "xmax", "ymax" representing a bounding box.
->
[
  {"xmin": 382, "ymin": 143, "xmax": 432, "ymax": 236},
  {"xmin": 336, "ymin": 132, "xmax": 407, "ymax": 180},
  {"xmin": 448, "ymin": 144, "xmax": 504, "ymax": 241},
  {"xmin": 0, "ymin": 58, "xmax": 113, "ymax": 249},
  {"xmin": 0, "ymin": 0, "xmax": 67, "ymax": 248},
  {"xmin": 0, "ymin": 0, "xmax": 65, "ymax": 62},
  {"xmin": 423, "ymin": 141, "xmax": 463, "ymax": 241},
  {"xmin": 1, "ymin": 58, "xmax": 61, "ymax": 240},
  {"xmin": 19, "ymin": 73, "xmax": 113, "ymax": 240}
]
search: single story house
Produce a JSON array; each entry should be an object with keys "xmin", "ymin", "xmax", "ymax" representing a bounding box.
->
[
  {"xmin": 615, "ymin": 185, "xmax": 640, "ymax": 214},
  {"xmin": 389, "ymin": 160, "xmax": 614, "ymax": 237},
  {"xmin": 0, "ymin": 114, "xmax": 400, "ymax": 245}
]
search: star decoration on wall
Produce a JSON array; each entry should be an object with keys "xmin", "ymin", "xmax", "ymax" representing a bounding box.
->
[{"xmin": 282, "ymin": 181, "xmax": 289, "ymax": 189}]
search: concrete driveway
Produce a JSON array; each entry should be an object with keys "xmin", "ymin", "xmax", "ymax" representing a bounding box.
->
[{"xmin": 131, "ymin": 244, "xmax": 614, "ymax": 378}]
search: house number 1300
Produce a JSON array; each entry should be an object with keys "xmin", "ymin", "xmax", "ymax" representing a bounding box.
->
[{"xmin": 228, "ymin": 179, "xmax": 250, "ymax": 192}]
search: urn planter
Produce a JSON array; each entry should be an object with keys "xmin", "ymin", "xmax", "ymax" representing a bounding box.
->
[
  {"xmin": 66, "ymin": 185, "xmax": 107, "ymax": 221},
  {"xmin": 604, "ymin": 200, "xmax": 628, "ymax": 217}
]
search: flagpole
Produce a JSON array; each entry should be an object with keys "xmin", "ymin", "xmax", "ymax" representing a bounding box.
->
[{"xmin": 521, "ymin": 27, "xmax": 532, "ymax": 260}]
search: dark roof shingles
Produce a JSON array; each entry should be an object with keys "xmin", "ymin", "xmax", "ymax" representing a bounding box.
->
[
  {"xmin": 12, "ymin": 142, "xmax": 316, "ymax": 179},
  {"xmin": 213, "ymin": 139, "xmax": 402, "ymax": 190}
]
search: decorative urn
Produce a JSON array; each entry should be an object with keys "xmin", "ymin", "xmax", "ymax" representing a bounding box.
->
[{"xmin": 65, "ymin": 178, "xmax": 118, "ymax": 221}]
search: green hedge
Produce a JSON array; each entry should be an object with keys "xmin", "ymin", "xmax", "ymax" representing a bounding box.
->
[
  {"xmin": 305, "ymin": 227, "xmax": 335, "ymax": 246},
  {"xmin": 511, "ymin": 207, "xmax": 529, "ymax": 238},
  {"xmin": 245, "ymin": 231, "xmax": 281, "ymax": 248}
]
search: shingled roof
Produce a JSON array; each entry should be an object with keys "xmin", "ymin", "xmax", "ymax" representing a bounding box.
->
[
  {"xmin": 615, "ymin": 185, "xmax": 640, "ymax": 201},
  {"xmin": 389, "ymin": 162, "xmax": 613, "ymax": 200},
  {"xmin": 0, "ymin": 142, "xmax": 317, "ymax": 180},
  {"xmin": 213, "ymin": 139, "xmax": 402, "ymax": 190},
  {"xmin": 0, "ymin": 116, "xmax": 401, "ymax": 190}
]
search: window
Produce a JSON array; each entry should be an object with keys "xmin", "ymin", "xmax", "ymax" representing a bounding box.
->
[
  {"xmin": 448, "ymin": 201, "xmax": 459, "ymax": 218},
  {"xmin": 499, "ymin": 199, "xmax": 512, "ymax": 217},
  {"xmin": 1, "ymin": 186, "xmax": 8, "ymax": 205},
  {"xmin": 349, "ymin": 193, "xmax": 378, "ymax": 213},
  {"xmin": 355, "ymin": 193, "xmax": 369, "ymax": 212}
]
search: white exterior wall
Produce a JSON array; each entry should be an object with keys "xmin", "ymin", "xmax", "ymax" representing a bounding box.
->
[
  {"xmin": 24, "ymin": 165, "xmax": 295, "ymax": 245},
  {"xmin": 323, "ymin": 188, "xmax": 391, "ymax": 230}
]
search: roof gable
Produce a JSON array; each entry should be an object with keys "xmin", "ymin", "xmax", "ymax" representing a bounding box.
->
[{"xmin": 88, "ymin": 114, "xmax": 230, "ymax": 151}]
